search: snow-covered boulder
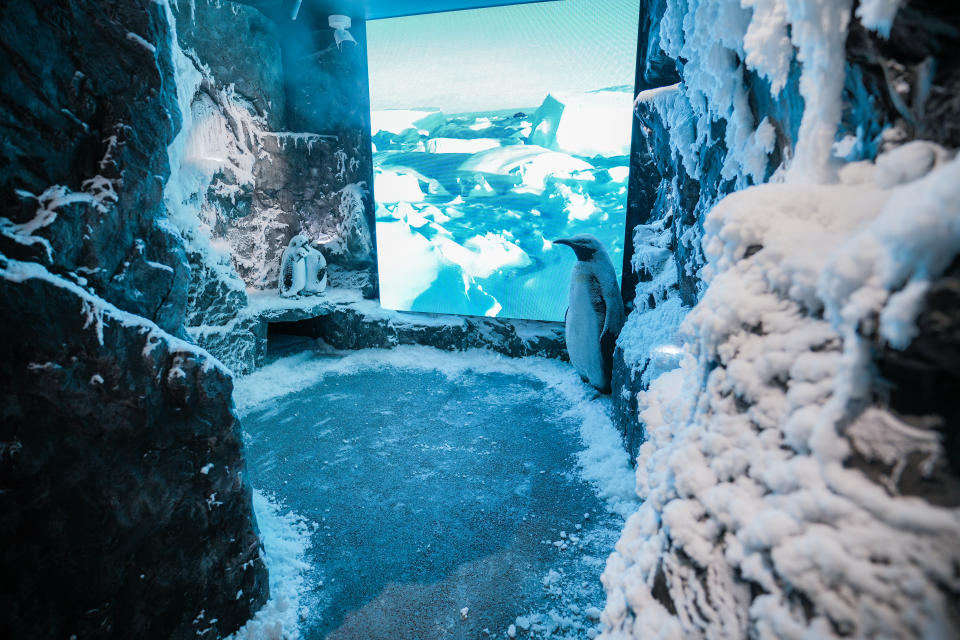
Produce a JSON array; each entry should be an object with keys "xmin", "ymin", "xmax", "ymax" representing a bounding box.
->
[{"xmin": 604, "ymin": 151, "xmax": 960, "ymax": 640}]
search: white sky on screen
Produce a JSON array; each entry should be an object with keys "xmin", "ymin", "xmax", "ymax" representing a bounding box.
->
[{"xmin": 367, "ymin": 0, "xmax": 640, "ymax": 113}]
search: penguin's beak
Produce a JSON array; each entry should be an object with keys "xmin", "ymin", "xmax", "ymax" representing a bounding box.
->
[{"xmin": 553, "ymin": 238, "xmax": 572, "ymax": 248}]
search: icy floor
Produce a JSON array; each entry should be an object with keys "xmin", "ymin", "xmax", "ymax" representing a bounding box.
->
[{"xmin": 233, "ymin": 346, "xmax": 636, "ymax": 640}]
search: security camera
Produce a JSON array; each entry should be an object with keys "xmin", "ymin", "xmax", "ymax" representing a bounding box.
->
[{"xmin": 329, "ymin": 15, "xmax": 357, "ymax": 50}]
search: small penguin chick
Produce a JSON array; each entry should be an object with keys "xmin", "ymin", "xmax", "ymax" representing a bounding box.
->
[
  {"xmin": 279, "ymin": 237, "xmax": 311, "ymax": 297},
  {"xmin": 555, "ymin": 234, "xmax": 625, "ymax": 393},
  {"xmin": 301, "ymin": 244, "xmax": 328, "ymax": 295}
]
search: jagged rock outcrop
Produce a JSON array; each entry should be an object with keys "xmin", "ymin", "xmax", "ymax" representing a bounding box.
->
[
  {"xmin": 198, "ymin": 287, "xmax": 567, "ymax": 375},
  {"xmin": 0, "ymin": 261, "xmax": 267, "ymax": 639},
  {"xmin": 0, "ymin": 0, "xmax": 189, "ymax": 334},
  {"xmin": 0, "ymin": 1, "xmax": 269, "ymax": 637},
  {"xmin": 874, "ymin": 257, "xmax": 960, "ymax": 501},
  {"xmin": 281, "ymin": 298, "xmax": 568, "ymax": 359},
  {"xmin": 174, "ymin": 0, "xmax": 286, "ymax": 130}
]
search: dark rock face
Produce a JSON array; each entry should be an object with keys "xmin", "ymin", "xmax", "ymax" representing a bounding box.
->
[
  {"xmin": 874, "ymin": 258, "xmax": 960, "ymax": 503},
  {"xmin": 611, "ymin": 352, "xmax": 645, "ymax": 462},
  {"xmin": 0, "ymin": 0, "xmax": 189, "ymax": 334},
  {"xmin": 0, "ymin": 264, "xmax": 268, "ymax": 639},
  {"xmin": 173, "ymin": 0, "xmax": 377, "ymax": 279},
  {"xmin": 254, "ymin": 131, "xmax": 374, "ymax": 271},
  {"xmin": 845, "ymin": 1, "xmax": 960, "ymax": 152},
  {"xmin": 273, "ymin": 300, "xmax": 568, "ymax": 361},
  {"xmin": 174, "ymin": 0, "xmax": 286, "ymax": 129},
  {"xmin": 0, "ymin": 1, "xmax": 269, "ymax": 636}
]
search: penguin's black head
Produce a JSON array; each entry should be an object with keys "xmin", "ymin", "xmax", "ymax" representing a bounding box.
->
[
  {"xmin": 553, "ymin": 234, "xmax": 603, "ymax": 262},
  {"xmin": 289, "ymin": 234, "xmax": 310, "ymax": 249}
]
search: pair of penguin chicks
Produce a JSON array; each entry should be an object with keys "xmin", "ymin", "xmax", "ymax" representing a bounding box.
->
[{"xmin": 279, "ymin": 234, "xmax": 328, "ymax": 298}]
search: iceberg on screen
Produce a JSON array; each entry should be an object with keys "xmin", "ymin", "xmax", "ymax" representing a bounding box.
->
[{"xmin": 367, "ymin": 1, "xmax": 639, "ymax": 321}]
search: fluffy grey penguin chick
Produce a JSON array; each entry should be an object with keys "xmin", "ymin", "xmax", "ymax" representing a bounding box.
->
[
  {"xmin": 554, "ymin": 234, "xmax": 625, "ymax": 393},
  {"xmin": 279, "ymin": 237, "xmax": 309, "ymax": 298}
]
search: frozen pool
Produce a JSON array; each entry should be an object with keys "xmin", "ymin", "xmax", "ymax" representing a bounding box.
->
[{"xmin": 233, "ymin": 347, "xmax": 636, "ymax": 640}]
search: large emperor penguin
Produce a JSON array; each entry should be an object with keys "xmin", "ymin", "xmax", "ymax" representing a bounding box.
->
[{"xmin": 554, "ymin": 234, "xmax": 625, "ymax": 393}]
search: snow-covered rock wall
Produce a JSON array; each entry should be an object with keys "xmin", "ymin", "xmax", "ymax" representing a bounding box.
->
[
  {"xmin": 164, "ymin": 0, "xmax": 378, "ymax": 373},
  {"xmin": 0, "ymin": 1, "xmax": 269, "ymax": 637},
  {"xmin": 605, "ymin": 1, "xmax": 960, "ymax": 637}
]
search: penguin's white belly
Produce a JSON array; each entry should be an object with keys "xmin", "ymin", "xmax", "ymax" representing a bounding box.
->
[{"xmin": 565, "ymin": 269, "xmax": 605, "ymax": 388}]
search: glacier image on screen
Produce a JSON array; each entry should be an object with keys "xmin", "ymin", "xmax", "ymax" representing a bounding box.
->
[{"xmin": 368, "ymin": 0, "xmax": 639, "ymax": 321}]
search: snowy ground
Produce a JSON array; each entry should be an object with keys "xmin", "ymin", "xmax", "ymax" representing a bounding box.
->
[
  {"xmin": 372, "ymin": 91, "xmax": 632, "ymax": 321},
  {"xmin": 230, "ymin": 346, "xmax": 636, "ymax": 639}
]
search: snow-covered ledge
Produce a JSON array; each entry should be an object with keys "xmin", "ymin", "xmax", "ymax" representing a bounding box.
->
[{"xmin": 188, "ymin": 287, "xmax": 568, "ymax": 377}]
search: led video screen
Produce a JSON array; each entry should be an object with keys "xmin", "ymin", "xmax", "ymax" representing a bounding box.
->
[{"xmin": 368, "ymin": 0, "xmax": 639, "ymax": 321}]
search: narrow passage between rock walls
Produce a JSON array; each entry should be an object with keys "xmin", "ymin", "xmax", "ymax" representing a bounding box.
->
[{"xmin": 232, "ymin": 346, "xmax": 637, "ymax": 640}]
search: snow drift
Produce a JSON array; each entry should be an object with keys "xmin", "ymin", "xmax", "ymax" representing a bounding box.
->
[{"xmin": 602, "ymin": 1, "xmax": 960, "ymax": 638}]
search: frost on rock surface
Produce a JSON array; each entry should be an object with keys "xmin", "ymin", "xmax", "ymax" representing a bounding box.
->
[
  {"xmin": 160, "ymin": 0, "xmax": 378, "ymax": 373},
  {"xmin": 605, "ymin": 0, "xmax": 960, "ymax": 638},
  {"xmin": 604, "ymin": 149, "xmax": 960, "ymax": 639},
  {"xmin": 165, "ymin": 1, "xmax": 376, "ymax": 279}
]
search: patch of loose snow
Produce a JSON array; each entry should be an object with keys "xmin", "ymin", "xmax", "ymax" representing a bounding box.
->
[{"xmin": 226, "ymin": 491, "xmax": 313, "ymax": 640}]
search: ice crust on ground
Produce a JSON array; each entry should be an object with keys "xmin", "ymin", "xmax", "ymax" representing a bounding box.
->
[
  {"xmin": 604, "ymin": 1, "xmax": 959, "ymax": 638},
  {"xmin": 235, "ymin": 346, "xmax": 636, "ymax": 516},
  {"xmin": 233, "ymin": 346, "xmax": 639, "ymax": 638}
]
